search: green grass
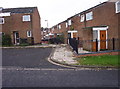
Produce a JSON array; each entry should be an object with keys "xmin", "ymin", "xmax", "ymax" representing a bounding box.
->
[{"xmin": 75, "ymin": 55, "xmax": 119, "ymax": 67}]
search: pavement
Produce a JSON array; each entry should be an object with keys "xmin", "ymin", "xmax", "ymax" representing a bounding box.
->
[
  {"xmin": 50, "ymin": 45, "xmax": 77, "ymax": 65},
  {"xmin": 1, "ymin": 44, "xmax": 58, "ymax": 49},
  {"xmin": 49, "ymin": 44, "xmax": 118, "ymax": 69}
]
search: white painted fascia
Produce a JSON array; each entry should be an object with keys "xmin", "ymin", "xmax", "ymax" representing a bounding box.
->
[
  {"xmin": 68, "ymin": 30, "xmax": 78, "ymax": 33},
  {"xmin": 93, "ymin": 26, "xmax": 108, "ymax": 31}
]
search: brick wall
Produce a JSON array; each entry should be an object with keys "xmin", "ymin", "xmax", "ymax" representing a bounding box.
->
[{"xmin": 32, "ymin": 7, "xmax": 41, "ymax": 44}]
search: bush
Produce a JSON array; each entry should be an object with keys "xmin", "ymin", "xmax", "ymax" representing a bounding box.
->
[
  {"xmin": 20, "ymin": 38, "xmax": 28, "ymax": 44},
  {"xmin": 48, "ymin": 34, "xmax": 64, "ymax": 44},
  {"xmin": 2, "ymin": 34, "xmax": 12, "ymax": 46},
  {"xmin": 56, "ymin": 34, "xmax": 64, "ymax": 44},
  {"xmin": 19, "ymin": 38, "xmax": 29, "ymax": 46}
]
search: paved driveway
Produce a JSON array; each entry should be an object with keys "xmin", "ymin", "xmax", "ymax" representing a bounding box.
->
[{"xmin": 2, "ymin": 48, "xmax": 64, "ymax": 68}]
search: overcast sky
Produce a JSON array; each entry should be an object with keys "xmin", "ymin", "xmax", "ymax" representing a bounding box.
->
[{"xmin": 0, "ymin": 0, "xmax": 108, "ymax": 28}]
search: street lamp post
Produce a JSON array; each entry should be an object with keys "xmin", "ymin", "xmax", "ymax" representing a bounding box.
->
[{"xmin": 45, "ymin": 20, "xmax": 48, "ymax": 28}]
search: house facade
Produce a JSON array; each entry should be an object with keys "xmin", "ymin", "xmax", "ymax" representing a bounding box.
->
[
  {"xmin": 50, "ymin": 0, "xmax": 120, "ymax": 51},
  {"xmin": 50, "ymin": 20, "xmax": 68, "ymax": 43},
  {"xmin": 78, "ymin": 0, "xmax": 120, "ymax": 51},
  {"xmin": 0, "ymin": 7, "xmax": 41, "ymax": 45}
]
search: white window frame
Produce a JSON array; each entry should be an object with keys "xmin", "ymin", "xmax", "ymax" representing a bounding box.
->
[
  {"xmin": 68, "ymin": 20, "xmax": 72, "ymax": 26},
  {"xmin": 115, "ymin": 1, "xmax": 120, "ymax": 13},
  {"xmin": 0, "ymin": 32, "xmax": 5, "ymax": 35},
  {"xmin": 58, "ymin": 25, "xmax": 61, "ymax": 29},
  {"xmin": 23, "ymin": 15, "xmax": 31, "ymax": 22},
  {"xmin": 0, "ymin": 18, "xmax": 4, "ymax": 24},
  {"xmin": 0, "ymin": 8, "xmax": 2, "ymax": 11},
  {"xmin": 57, "ymin": 25, "xmax": 59, "ymax": 30},
  {"xmin": 66, "ymin": 22, "xmax": 68, "ymax": 28},
  {"xmin": 52, "ymin": 27, "xmax": 54, "ymax": 31},
  {"xmin": 86, "ymin": 12, "xmax": 93, "ymax": 21},
  {"xmin": 27, "ymin": 31, "xmax": 32, "ymax": 37},
  {"xmin": 80, "ymin": 14, "xmax": 85, "ymax": 22},
  {"xmin": 52, "ymin": 27, "xmax": 54, "ymax": 33}
]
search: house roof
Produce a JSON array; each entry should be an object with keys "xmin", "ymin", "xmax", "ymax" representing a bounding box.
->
[
  {"xmin": 67, "ymin": 2, "xmax": 108, "ymax": 20},
  {"xmin": 2, "ymin": 7, "xmax": 37, "ymax": 13}
]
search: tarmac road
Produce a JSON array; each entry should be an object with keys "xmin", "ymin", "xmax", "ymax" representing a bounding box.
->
[
  {"xmin": 2, "ymin": 48, "xmax": 64, "ymax": 68},
  {"xmin": 2, "ymin": 48, "xmax": 119, "ymax": 88}
]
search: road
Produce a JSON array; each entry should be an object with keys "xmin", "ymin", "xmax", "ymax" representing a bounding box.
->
[{"xmin": 2, "ymin": 48, "xmax": 119, "ymax": 88}]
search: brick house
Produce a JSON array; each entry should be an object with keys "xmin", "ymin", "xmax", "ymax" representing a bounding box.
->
[
  {"xmin": 50, "ymin": 20, "xmax": 68, "ymax": 43},
  {"xmin": 50, "ymin": 0, "xmax": 120, "ymax": 51},
  {"xmin": 78, "ymin": 0, "xmax": 120, "ymax": 51},
  {"xmin": 0, "ymin": 7, "xmax": 41, "ymax": 45},
  {"xmin": 66, "ymin": 15, "xmax": 80, "ymax": 40}
]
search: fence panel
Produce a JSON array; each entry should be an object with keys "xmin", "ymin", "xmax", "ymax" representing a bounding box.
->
[{"xmin": 78, "ymin": 38, "xmax": 119, "ymax": 52}]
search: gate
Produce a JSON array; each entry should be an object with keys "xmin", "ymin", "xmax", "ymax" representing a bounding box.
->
[{"xmin": 69, "ymin": 38, "xmax": 78, "ymax": 54}]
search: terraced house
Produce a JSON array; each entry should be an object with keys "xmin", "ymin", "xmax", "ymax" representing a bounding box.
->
[
  {"xmin": 50, "ymin": 0, "xmax": 120, "ymax": 51},
  {"xmin": 0, "ymin": 7, "xmax": 41, "ymax": 45}
]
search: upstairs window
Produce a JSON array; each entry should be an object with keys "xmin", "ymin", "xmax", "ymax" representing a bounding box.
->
[
  {"xmin": 80, "ymin": 14, "xmax": 85, "ymax": 22},
  {"xmin": 52, "ymin": 27, "xmax": 54, "ymax": 32},
  {"xmin": 68, "ymin": 20, "xmax": 72, "ymax": 26},
  {"xmin": 0, "ymin": 18, "xmax": 4, "ymax": 24},
  {"xmin": 23, "ymin": 15, "xmax": 31, "ymax": 21},
  {"xmin": 0, "ymin": 12, "xmax": 11, "ymax": 17},
  {"xmin": 52, "ymin": 27, "xmax": 54, "ymax": 31},
  {"xmin": 86, "ymin": 12, "xmax": 93, "ymax": 21},
  {"xmin": 27, "ymin": 31, "xmax": 32, "ymax": 37},
  {"xmin": 57, "ymin": 25, "xmax": 59, "ymax": 30},
  {"xmin": 58, "ymin": 25, "xmax": 61, "ymax": 29},
  {"xmin": 0, "ymin": 8, "xmax": 2, "ymax": 11},
  {"xmin": 115, "ymin": 1, "xmax": 120, "ymax": 13},
  {"xmin": 66, "ymin": 22, "xmax": 68, "ymax": 28}
]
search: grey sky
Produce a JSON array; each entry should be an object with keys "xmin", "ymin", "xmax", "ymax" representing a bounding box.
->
[{"xmin": 0, "ymin": 0, "xmax": 108, "ymax": 28}]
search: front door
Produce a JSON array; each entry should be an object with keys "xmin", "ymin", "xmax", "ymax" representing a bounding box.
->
[
  {"xmin": 100, "ymin": 30, "xmax": 106, "ymax": 50},
  {"xmin": 13, "ymin": 31, "xmax": 20, "ymax": 45},
  {"xmin": 73, "ymin": 32, "xmax": 77, "ymax": 38}
]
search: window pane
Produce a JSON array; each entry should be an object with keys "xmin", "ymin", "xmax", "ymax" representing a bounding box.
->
[
  {"xmin": 86, "ymin": 12, "xmax": 93, "ymax": 21},
  {"xmin": 23, "ymin": 15, "xmax": 31, "ymax": 21},
  {"xmin": 0, "ymin": 18, "xmax": 4, "ymax": 24},
  {"xmin": 116, "ymin": 1, "xmax": 120, "ymax": 13},
  {"xmin": 27, "ymin": 31, "xmax": 31, "ymax": 37},
  {"xmin": 68, "ymin": 20, "xmax": 71, "ymax": 25},
  {"xmin": 66, "ymin": 22, "xmax": 68, "ymax": 28},
  {"xmin": 80, "ymin": 14, "xmax": 85, "ymax": 22},
  {"xmin": 93, "ymin": 30, "xmax": 98, "ymax": 40},
  {"xmin": 59, "ymin": 25, "xmax": 61, "ymax": 29}
]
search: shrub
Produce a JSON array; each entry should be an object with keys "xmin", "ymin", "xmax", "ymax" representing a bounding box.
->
[
  {"xmin": 48, "ymin": 34, "xmax": 64, "ymax": 44},
  {"xmin": 56, "ymin": 34, "xmax": 64, "ymax": 44},
  {"xmin": 19, "ymin": 38, "xmax": 29, "ymax": 46},
  {"xmin": 2, "ymin": 34, "xmax": 12, "ymax": 46}
]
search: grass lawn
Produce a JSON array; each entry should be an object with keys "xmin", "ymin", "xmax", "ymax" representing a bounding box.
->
[{"xmin": 75, "ymin": 55, "xmax": 119, "ymax": 67}]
